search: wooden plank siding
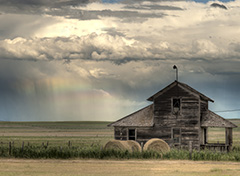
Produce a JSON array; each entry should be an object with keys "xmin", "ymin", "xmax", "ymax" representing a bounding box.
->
[
  {"xmin": 153, "ymin": 84, "xmax": 201, "ymax": 149},
  {"xmin": 114, "ymin": 127, "xmax": 128, "ymax": 140}
]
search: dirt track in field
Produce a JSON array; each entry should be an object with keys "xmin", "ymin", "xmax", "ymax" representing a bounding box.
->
[{"xmin": 0, "ymin": 159, "xmax": 239, "ymax": 176}]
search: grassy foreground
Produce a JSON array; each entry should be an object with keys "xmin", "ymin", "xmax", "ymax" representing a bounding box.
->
[
  {"xmin": 1, "ymin": 145, "xmax": 240, "ymax": 161},
  {"xmin": 0, "ymin": 120, "xmax": 239, "ymax": 161},
  {"xmin": 0, "ymin": 159, "xmax": 240, "ymax": 176}
]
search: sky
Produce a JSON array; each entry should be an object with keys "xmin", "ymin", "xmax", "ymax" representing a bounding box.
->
[{"xmin": 0, "ymin": 0, "xmax": 239, "ymax": 121}]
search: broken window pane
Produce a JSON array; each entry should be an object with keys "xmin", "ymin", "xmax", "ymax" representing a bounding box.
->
[{"xmin": 173, "ymin": 98, "xmax": 181, "ymax": 113}]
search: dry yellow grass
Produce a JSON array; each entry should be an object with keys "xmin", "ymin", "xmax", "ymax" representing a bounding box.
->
[{"xmin": 0, "ymin": 159, "xmax": 239, "ymax": 176}]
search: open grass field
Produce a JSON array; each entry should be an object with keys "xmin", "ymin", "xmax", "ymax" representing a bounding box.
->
[
  {"xmin": 0, "ymin": 119, "xmax": 239, "ymax": 147},
  {"xmin": 0, "ymin": 159, "xmax": 239, "ymax": 176},
  {"xmin": 0, "ymin": 120, "xmax": 239, "ymax": 175},
  {"xmin": 0, "ymin": 121, "xmax": 113, "ymax": 148}
]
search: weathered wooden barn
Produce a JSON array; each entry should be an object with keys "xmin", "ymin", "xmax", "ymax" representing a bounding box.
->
[{"xmin": 108, "ymin": 81, "xmax": 237, "ymax": 150}]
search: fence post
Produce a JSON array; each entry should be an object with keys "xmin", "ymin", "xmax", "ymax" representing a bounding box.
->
[
  {"xmin": 68, "ymin": 141, "xmax": 71, "ymax": 148},
  {"xmin": 189, "ymin": 141, "xmax": 193, "ymax": 160},
  {"xmin": 22, "ymin": 141, "xmax": 24, "ymax": 152},
  {"xmin": 9, "ymin": 142, "xmax": 11, "ymax": 155},
  {"xmin": 141, "ymin": 142, "xmax": 144, "ymax": 152}
]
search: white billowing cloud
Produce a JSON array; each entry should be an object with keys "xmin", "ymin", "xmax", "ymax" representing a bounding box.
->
[
  {"xmin": 35, "ymin": 17, "xmax": 107, "ymax": 38},
  {"xmin": 0, "ymin": 34, "xmax": 140, "ymax": 62},
  {"xmin": 191, "ymin": 39, "xmax": 219, "ymax": 56},
  {"xmin": 0, "ymin": 31, "xmax": 239, "ymax": 65},
  {"xmin": 1, "ymin": 1, "xmax": 240, "ymax": 64}
]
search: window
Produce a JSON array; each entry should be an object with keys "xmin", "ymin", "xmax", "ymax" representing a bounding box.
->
[
  {"xmin": 128, "ymin": 129, "xmax": 136, "ymax": 140},
  {"xmin": 172, "ymin": 98, "xmax": 181, "ymax": 114},
  {"xmin": 172, "ymin": 128, "xmax": 181, "ymax": 144}
]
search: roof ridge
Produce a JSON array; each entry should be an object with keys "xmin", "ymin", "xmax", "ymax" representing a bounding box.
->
[
  {"xmin": 177, "ymin": 81, "xmax": 214, "ymax": 102},
  {"xmin": 147, "ymin": 81, "xmax": 214, "ymax": 102}
]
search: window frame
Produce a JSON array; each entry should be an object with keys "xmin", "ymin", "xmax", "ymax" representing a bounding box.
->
[
  {"xmin": 172, "ymin": 127, "xmax": 181, "ymax": 145},
  {"xmin": 128, "ymin": 128, "xmax": 136, "ymax": 140},
  {"xmin": 172, "ymin": 97, "xmax": 182, "ymax": 115}
]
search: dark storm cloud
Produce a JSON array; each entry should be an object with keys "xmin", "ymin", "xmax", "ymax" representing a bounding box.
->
[
  {"xmin": 46, "ymin": 8, "xmax": 166, "ymax": 20},
  {"xmin": 210, "ymin": 3, "xmax": 228, "ymax": 10},
  {"xmin": 0, "ymin": 0, "xmax": 170, "ymax": 21},
  {"xmin": 0, "ymin": 0, "xmax": 100, "ymax": 14},
  {"xmin": 229, "ymin": 43, "xmax": 240, "ymax": 53},
  {"xmin": 102, "ymin": 28, "xmax": 126, "ymax": 37},
  {"xmin": 0, "ymin": 1, "xmax": 166, "ymax": 21},
  {"xmin": 122, "ymin": 0, "xmax": 184, "ymax": 3},
  {"xmin": 0, "ymin": 0, "xmax": 96, "ymax": 8},
  {"xmin": 80, "ymin": 9, "xmax": 166, "ymax": 19},
  {"xmin": 124, "ymin": 4, "xmax": 183, "ymax": 11},
  {"xmin": 0, "ymin": 59, "xmax": 62, "ymax": 121},
  {"xmin": 0, "ymin": 0, "xmax": 239, "ymax": 121}
]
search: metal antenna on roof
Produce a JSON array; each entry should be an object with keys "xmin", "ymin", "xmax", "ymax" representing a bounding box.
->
[{"xmin": 173, "ymin": 65, "xmax": 178, "ymax": 81}]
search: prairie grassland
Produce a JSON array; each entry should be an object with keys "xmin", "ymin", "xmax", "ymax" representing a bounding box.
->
[
  {"xmin": 0, "ymin": 159, "xmax": 239, "ymax": 176},
  {"xmin": 0, "ymin": 121, "xmax": 113, "ymax": 147},
  {"xmin": 0, "ymin": 120, "xmax": 239, "ymax": 147},
  {"xmin": 0, "ymin": 120, "xmax": 240, "ymax": 175}
]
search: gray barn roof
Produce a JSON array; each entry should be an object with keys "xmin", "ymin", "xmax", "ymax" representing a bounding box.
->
[
  {"xmin": 108, "ymin": 104, "xmax": 154, "ymax": 127},
  {"xmin": 201, "ymin": 110, "xmax": 237, "ymax": 128},
  {"xmin": 109, "ymin": 105, "xmax": 237, "ymax": 128}
]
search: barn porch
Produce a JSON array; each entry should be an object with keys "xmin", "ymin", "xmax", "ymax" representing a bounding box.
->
[
  {"xmin": 200, "ymin": 110, "xmax": 237, "ymax": 152},
  {"xmin": 200, "ymin": 127, "xmax": 233, "ymax": 152}
]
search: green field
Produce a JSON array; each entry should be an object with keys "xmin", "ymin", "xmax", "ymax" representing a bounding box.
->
[
  {"xmin": 0, "ymin": 120, "xmax": 239, "ymax": 148},
  {"xmin": 0, "ymin": 121, "xmax": 113, "ymax": 148}
]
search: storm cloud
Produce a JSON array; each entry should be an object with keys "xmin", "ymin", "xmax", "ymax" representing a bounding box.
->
[
  {"xmin": 0, "ymin": 0, "xmax": 99, "ymax": 14},
  {"xmin": 0, "ymin": 0, "xmax": 239, "ymax": 121}
]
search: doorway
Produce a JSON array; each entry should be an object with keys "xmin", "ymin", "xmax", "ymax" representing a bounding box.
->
[{"xmin": 128, "ymin": 129, "xmax": 136, "ymax": 140}]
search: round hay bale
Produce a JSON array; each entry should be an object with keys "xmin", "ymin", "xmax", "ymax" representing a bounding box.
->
[
  {"xmin": 104, "ymin": 140, "xmax": 141, "ymax": 152},
  {"xmin": 126, "ymin": 140, "xmax": 141, "ymax": 152},
  {"xmin": 104, "ymin": 140, "xmax": 129, "ymax": 151},
  {"xmin": 143, "ymin": 138, "xmax": 170, "ymax": 153},
  {"xmin": 120, "ymin": 140, "xmax": 133, "ymax": 152}
]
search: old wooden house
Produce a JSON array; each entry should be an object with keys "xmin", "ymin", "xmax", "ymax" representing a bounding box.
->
[{"xmin": 108, "ymin": 81, "xmax": 237, "ymax": 150}]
